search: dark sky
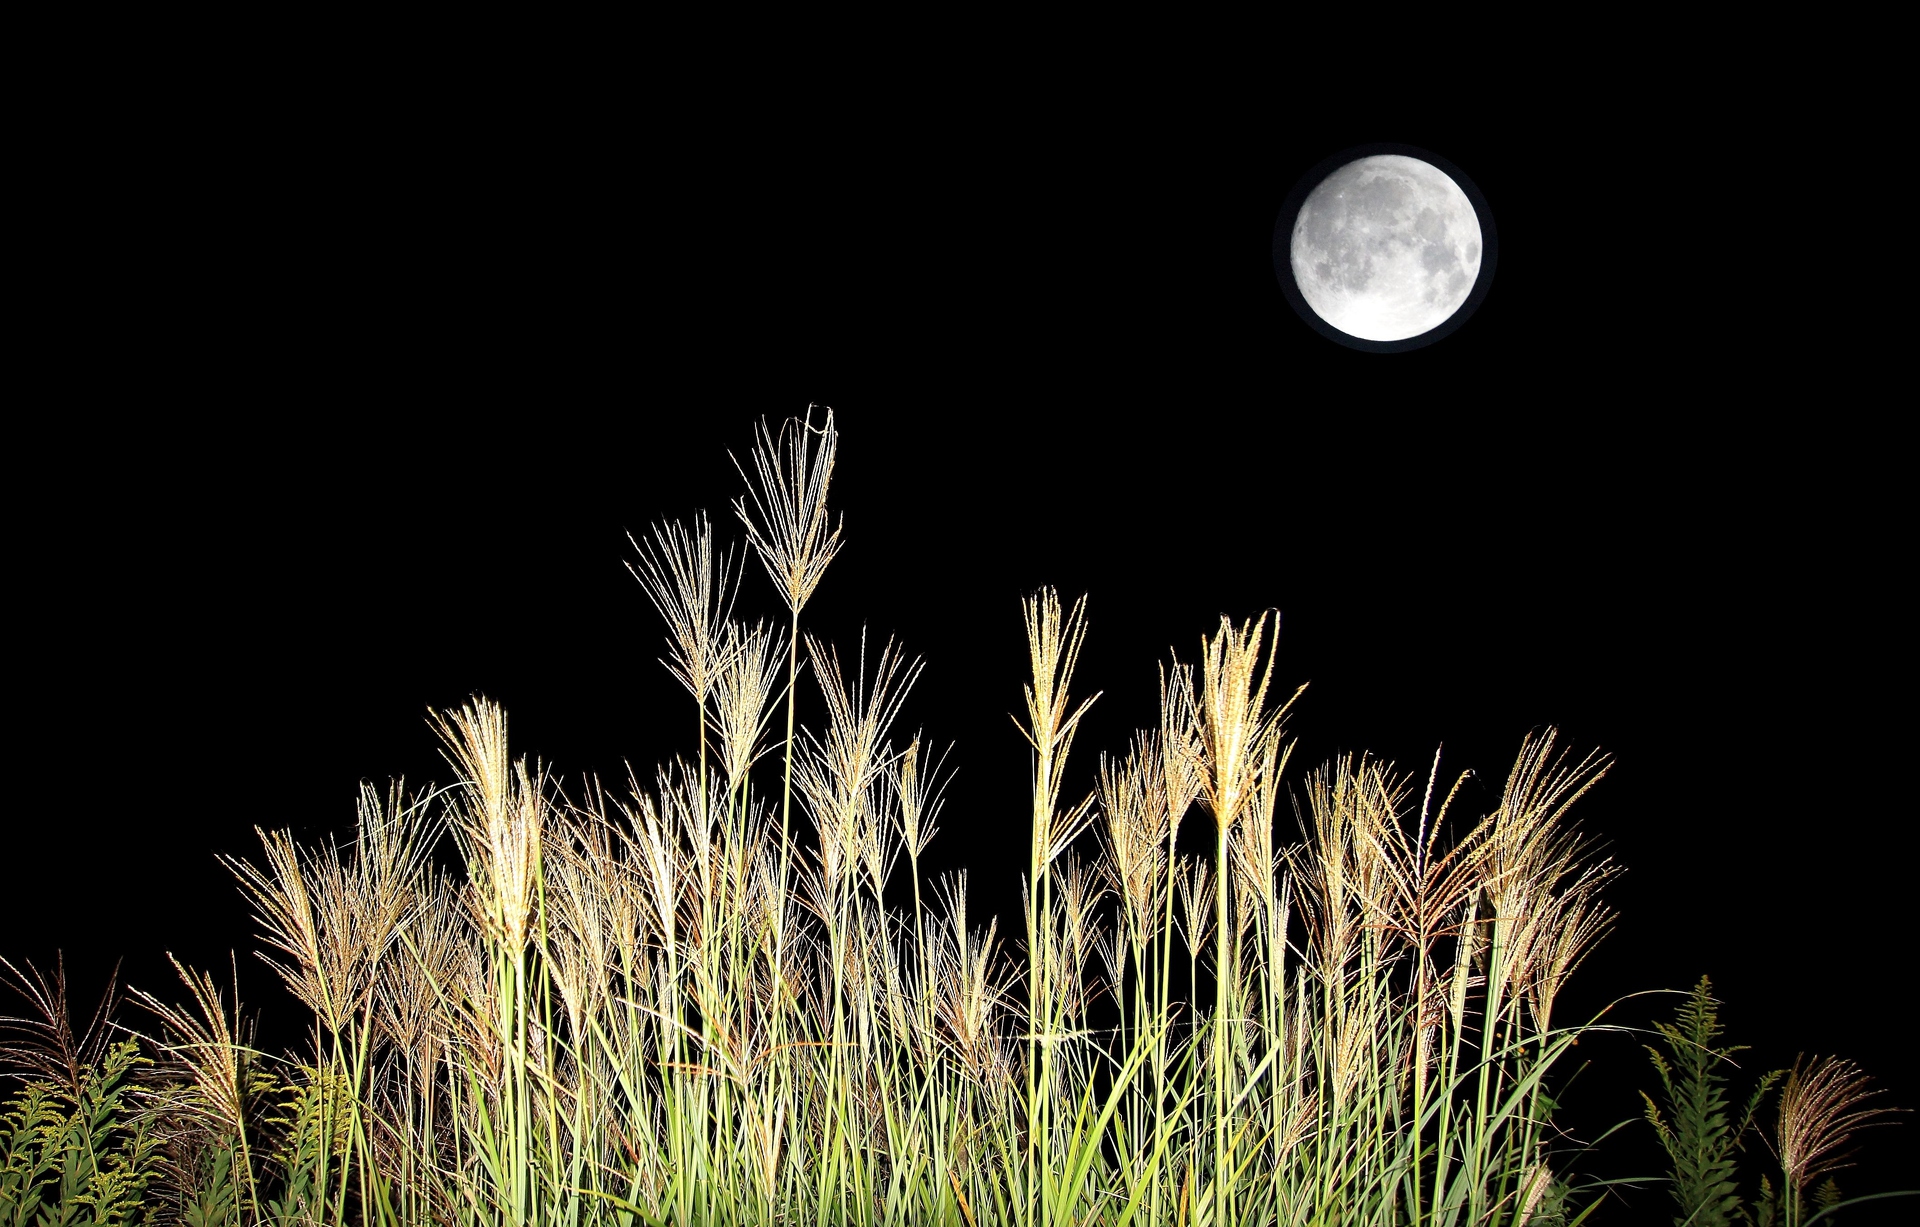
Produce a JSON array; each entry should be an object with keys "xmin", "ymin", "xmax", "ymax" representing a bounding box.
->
[{"xmin": 11, "ymin": 47, "xmax": 1912, "ymax": 1213}]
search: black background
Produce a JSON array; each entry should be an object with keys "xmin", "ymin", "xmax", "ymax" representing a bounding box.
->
[{"xmin": 10, "ymin": 31, "xmax": 1912, "ymax": 1219}]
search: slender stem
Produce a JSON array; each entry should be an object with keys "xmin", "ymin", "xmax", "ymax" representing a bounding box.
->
[
  {"xmin": 1213, "ymin": 819, "xmax": 1231, "ymax": 1227},
  {"xmin": 1153, "ymin": 826, "xmax": 1181, "ymax": 1226},
  {"xmin": 779, "ymin": 608, "xmax": 799, "ymax": 909}
]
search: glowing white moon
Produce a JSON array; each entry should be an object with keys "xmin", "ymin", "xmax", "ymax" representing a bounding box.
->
[{"xmin": 1290, "ymin": 154, "xmax": 1482, "ymax": 342}]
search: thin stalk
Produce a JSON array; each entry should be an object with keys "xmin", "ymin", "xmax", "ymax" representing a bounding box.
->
[{"xmin": 1213, "ymin": 822, "xmax": 1232, "ymax": 1227}]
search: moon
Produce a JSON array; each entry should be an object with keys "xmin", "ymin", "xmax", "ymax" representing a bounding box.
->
[{"xmin": 1289, "ymin": 154, "xmax": 1483, "ymax": 342}]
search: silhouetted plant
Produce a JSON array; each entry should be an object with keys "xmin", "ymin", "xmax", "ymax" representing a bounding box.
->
[
  {"xmin": 0, "ymin": 1037, "xmax": 157, "ymax": 1224},
  {"xmin": 1641, "ymin": 976, "xmax": 1781, "ymax": 1226}
]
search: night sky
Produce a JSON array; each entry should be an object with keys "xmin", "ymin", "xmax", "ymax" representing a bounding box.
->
[{"xmin": 12, "ymin": 46, "xmax": 1912, "ymax": 1212}]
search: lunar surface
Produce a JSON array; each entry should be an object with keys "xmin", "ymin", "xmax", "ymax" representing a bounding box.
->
[{"xmin": 1290, "ymin": 155, "xmax": 1482, "ymax": 342}]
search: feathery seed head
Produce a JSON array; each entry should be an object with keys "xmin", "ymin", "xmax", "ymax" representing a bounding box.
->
[
  {"xmin": 1194, "ymin": 612, "xmax": 1300, "ymax": 834},
  {"xmin": 804, "ymin": 631, "xmax": 924, "ymax": 848},
  {"xmin": 1177, "ymin": 855, "xmax": 1216, "ymax": 960},
  {"xmin": 628, "ymin": 511, "xmax": 741, "ymax": 706},
  {"xmin": 1057, "ymin": 852, "xmax": 1106, "ymax": 1015},
  {"xmin": 1516, "ymin": 1164, "xmax": 1555, "ymax": 1227},
  {"xmin": 378, "ymin": 871, "xmax": 469, "ymax": 1056},
  {"xmin": 855, "ymin": 781, "xmax": 898, "ymax": 898},
  {"xmin": 1019, "ymin": 591, "xmax": 1096, "ymax": 764},
  {"xmin": 435, "ymin": 699, "xmax": 545, "ymax": 951},
  {"xmin": 732, "ymin": 406, "xmax": 844, "ymax": 615},
  {"xmin": 712, "ymin": 619, "xmax": 788, "ymax": 792},
  {"xmin": 225, "ymin": 781, "xmax": 431, "ymax": 1036},
  {"xmin": 933, "ymin": 873, "xmax": 1009, "ymax": 1082},
  {"xmin": 792, "ymin": 745, "xmax": 853, "ymax": 907},
  {"xmin": 130, "ymin": 957, "xmax": 255, "ymax": 1141},
  {"xmin": 889, "ymin": 734, "xmax": 951, "ymax": 863},
  {"xmin": 1019, "ymin": 590, "xmax": 1100, "ymax": 868},
  {"xmin": 1157, "ymin": 662, "xmax": 1204, "ymax": 837},
  {"xmin": 1776, "ymin": 1054, "xmax": 1901, "ymax": 1189},
  {"xmin": 1523, "ymin": 871, "xmax": 1616, "ymax": 1034},
  {"xmin": 655, "ymin": 761, "xmax": 722, "ymax": 920},
  {"xmin": 1230, "ymin": 732, "xmax": 1291, "ymax": 914},
  {"xmin": 1099, "ymin": 739, "xmax": 1168, "ymax": 933},
  {"xmin": 0, "ymin": 955, "xmax": 123, "ymax": 1099},
  {"xmin": 624, "ymin": 793, "xmax": 681, "ymax": 947},
  {"xmin": 1480, "ymin": 730, "xmax": 1610, "ymax": 915}
]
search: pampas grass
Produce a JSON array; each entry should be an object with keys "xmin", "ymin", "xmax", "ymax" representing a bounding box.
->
[
  {"xmin": 169, "ymin": 412, "xmax": 1632, "ymax": 1224},
  {"xmin": 5, "ymin": 409, "xmax": 1907, "ymax": 1225}
]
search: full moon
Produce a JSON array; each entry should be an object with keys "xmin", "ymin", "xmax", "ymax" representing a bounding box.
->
[{"xmin": 1290, "ymin": 154, "xmax": 1482, "ymax": 342}]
